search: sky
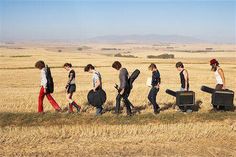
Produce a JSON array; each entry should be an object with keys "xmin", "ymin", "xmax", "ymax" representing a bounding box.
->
[{"xmin": 0, "ymin": 0, "xmax": 235, "ymax": 43}]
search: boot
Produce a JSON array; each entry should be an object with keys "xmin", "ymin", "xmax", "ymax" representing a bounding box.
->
[
  {"xmin": 71, "ymin": 101, "xmax": 81, "ymax": 112},
  {"xmin": 69, "ymin": 103, "xmax": 73, "ymax": 113}
]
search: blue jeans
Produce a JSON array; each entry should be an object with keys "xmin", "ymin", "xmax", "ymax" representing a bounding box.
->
[
  {"xmin": 180, "ymin": 87, "xmax": 189, "ymax": 91},
  {"xmin": 96, "ymin": 107, "xmax": 103, "ymax": 116},
  {"xmin": 148, "ymin": 87, "xmax": 160, "ymax": 113}
]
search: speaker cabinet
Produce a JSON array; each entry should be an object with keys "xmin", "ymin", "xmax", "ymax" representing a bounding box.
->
[
  {"xmin": 201, "ymin": 85, "xmax": 234, "ymax": 110},
  {"xmin": 166, "ymin": 89, "xmax": 195, "ymax": 107},
  {"xmin": 176, "ymin": 91, "xmax": 195, "ymax": 106},
  {"xmin": 212, "ymin": 90, "xmax": 234, "ymax": 106}
]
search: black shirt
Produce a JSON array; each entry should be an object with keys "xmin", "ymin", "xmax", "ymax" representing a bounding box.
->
[
  {"xmin": 67, "ymin": 69, "xmax": 76, "ymax": 86},
  {"xmin": 180, "ymin": 69, "xmax": 189, "ymax": 89},
  {"xmin": 151, "ymin": 70, "xmax": 161, "ymax": 87}
]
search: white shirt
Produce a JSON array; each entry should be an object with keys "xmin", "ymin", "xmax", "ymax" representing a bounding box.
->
[
  {"xmin": 41, "ymin": 68, "xmax": 47, "ymax": 88},
  {"xmin": 214, "ymin": 68, "xmax": 223, "ymax": 85},
  {"xmin": 92, "ymin": 71, "xmax": 102, "ymax": 88}
]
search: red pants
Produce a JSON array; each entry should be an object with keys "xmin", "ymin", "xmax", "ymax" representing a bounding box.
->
[{"xmin": 38, "ymin": 87, "xmax": 61, "ymax": 112}]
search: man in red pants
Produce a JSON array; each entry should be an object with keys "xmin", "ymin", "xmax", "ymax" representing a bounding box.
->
[{"xmin": 35, "ymin": 60, "xmax": 61, "ymax": 113}]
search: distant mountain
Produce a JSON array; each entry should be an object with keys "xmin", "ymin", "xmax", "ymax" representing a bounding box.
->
[{"xmin": 88, "ymin": 34, "xmax": 203, "ymax": 43}]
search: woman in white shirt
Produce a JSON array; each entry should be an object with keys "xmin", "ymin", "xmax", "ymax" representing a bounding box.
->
[{"xmin": 210, "ymin": 59, "xmax": 226, "ymax": 90}]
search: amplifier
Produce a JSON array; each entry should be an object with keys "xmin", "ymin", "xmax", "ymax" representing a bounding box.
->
[
  {"xmin": 176, "ymin": 91, "xmax": 195, "ymax": 106},
  {"xmin": 201, "ymin": 85, "xmax": 234, "ymax": 110},
  {"xmin": 212, "ymin": 90, "xmax": 234, "ymax": 106},
  {"xmin": 166, "ymin": 89, "xmax": 195, "ymax": 107}
]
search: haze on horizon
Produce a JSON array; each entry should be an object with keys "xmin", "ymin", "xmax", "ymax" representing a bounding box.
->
[{"xmin": 0, "ymin": 0, "xmax": 235, "ymax": 43}]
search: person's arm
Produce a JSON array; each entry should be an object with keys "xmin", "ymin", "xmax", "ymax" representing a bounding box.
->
[
  {"xmin": 66, "ymin": 72, "xmax": 73, "ymax": 88},
  {"xmin": 152, "ymin": 71, "xmax": 160, "ymax": 89},
  {"xmin": 151, "ymin": 72, "xmax": 155, "ymax": 87},
  {"xmin": 41, "ymin": 69, "xmax": 47, "ymax": 93},
  {"xmin": 119, "ymin": 70, "xmax": 126, "ymax": 95},
  {"xmin": 183, "ymin": 70, "xmax": 188, "ymax": 91},
  {"xmin": 93, "ymin": 79, "xmax": 101, "ymax": 91},
  {"xmin": 155, "ymin": 71, "xmax": 160, "ymax": 88},
  {"xmin": 218, "ymin": 68, "xmax": 226, "ymax": 89}
]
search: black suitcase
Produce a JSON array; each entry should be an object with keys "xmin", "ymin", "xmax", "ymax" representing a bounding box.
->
[
  {"xmin": 166, "ymin": 89, "xmax": 195, "ymax": 111},
  {"xmin": 201, "ymin": 85, "xmax": 234, "ymax": 110},
  {"xmin": 87, "ymin": 89, "xmax": 106, "ymax": 107},
  {"xmin": 212, "ymin": 90, "xmax": 234, "ymax": 106},
  {"xmin": 176, "ymin": 91, "xmax": 195, "ymax": 107}
]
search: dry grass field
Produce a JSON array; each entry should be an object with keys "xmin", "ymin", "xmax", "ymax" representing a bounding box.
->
[{"xmin": 0, "ymin": 42, "xmax": 236, "ymax": 156}]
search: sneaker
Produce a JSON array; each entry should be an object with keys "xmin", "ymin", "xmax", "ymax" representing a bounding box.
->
[
  {"xmin": 55, "ymin": 109, "xmax": 62, "ymax": 113},
  {"xmin": 76, "ymin": 106, "xmax": 81, "ymax": 113},
  {"xmin": 154, "ymin": 108, "xmax": 160, "ymax": 115},
  {"xmin": 96, "ymin": 107, "xmax": 103, "ymax": 116},
  {"xmin": 62, "ymin": 106, "xmax": 68, "ymax": 112},
  {"xmin": 127, "ymin": 112, "xmax": 133, "ymax": 116},
  {"xmin": 111, "ymin": 111, "xmax": 120, "ymax": 115}
]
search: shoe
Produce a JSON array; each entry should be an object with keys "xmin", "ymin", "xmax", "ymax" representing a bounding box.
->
[
  {"xmin": 154, "ymin": 108, "xmax": 160, "ymax": 115},
  {"xmin": 55, "ymin": 109, "xmax": 62, "ymax": 113},
  {"xmin": 127, "ymin": 112, "xmax": 133, "ymax": 116},
  {"xmin": 112, "ymin": 111, "xmax": 120, "ymax": 115},
  {"xmin": 96, "ymin": 107, "xmax": 103, "ymax": 116},
  {"xmin": 62, "ymin": 106, "xmax": 68, "ymax": 112},
  {"xmin": 76, "ymin": 106, "xmax": 81, "ymax": 113},
  {"xmin": 71, "ymin": 101, "xmax": 81, "ymax": 113}
]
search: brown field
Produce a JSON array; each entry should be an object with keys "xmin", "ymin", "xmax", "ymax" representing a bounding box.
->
[{"xmin": 0, "ymin": 42, "xmax": 236, "ymax": 156}]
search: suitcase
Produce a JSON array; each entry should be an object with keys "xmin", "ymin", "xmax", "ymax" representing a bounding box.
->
[
  {"xmin": 201, "ymin": 85, "xmax": 234, "ymax": 110},
  {"xmin": 176, "ymin": 91, "xmax": 195, "ymax": 107},
  {"xmin": 87, "ymin": 89, "xmax": 106, "ymax": 107},
  {"xmin": 212, "ymin": 90, "xmax": 234, "ymax": 106},
  {"xmin": 166, "ymin": 89, "xmax": 195, "ymax": 111}
]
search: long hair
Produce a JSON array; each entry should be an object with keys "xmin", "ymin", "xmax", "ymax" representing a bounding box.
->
[{"xmin": 148, "ymin": 63, "xmax": 157, "ymax": 70}]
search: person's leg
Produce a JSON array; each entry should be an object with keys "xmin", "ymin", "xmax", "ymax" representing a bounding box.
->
[
  {"xmin": 153, "ymin": 88, "xmax": 160, "ymax": 113},
  {"xmin": 94, "ymin": 89, "xmax": 104, "ymax": 115},
  {"xmin": 94, "ymin": 89, "xmax": 103, "ymax": 107},
  {"xmin": 123, "ymin": 92, "xmax": 132, "ymax": 115},
  {"xmin": 148, "ymin": 87, "xmax": 159, "ymax": 114},
  {"xmin": 46, "ymin": 94, "xmax": 61, "ymax": 111},
  {"xmin": 215, "ymin": 84, "xmax": 223, "ymax": 90},
  {"xmin": 38, "ymin": 87, "xmax": 45, "ymax": 113},
  {"xmin": 125, "ymin": 88, "xmax": 135, "ymax": 108},
  {"xmin": 66, "ymin": 93, "xmax": 73, "ymax": 112},
  {"xmin": 123, "ymin": 97, "xmax": 132, "ymax": 115},
  {"xmin": 180, "ymin": 87, "xmax": 185, "ymax": 91},
  {"xmin": 126, "ymin": 99, "xmax": 134, "ymax": 109},
  {"xmin": 148, "ymin": 88, "xmax": 153, "ymax": 104},
  {"xmin": 67, "ymin": 92, "xmax": 81, "ymax": 112},
  {"xmin": 214, "ymin": 84, "xmax": 223, "ymax": 110},
  {"xmin": 115, "ymin": 94, "xmax": 122, "ymax": 113},
  {"xmin": 71, "ymin": 101, "xmax": 81, "ymax": 112},
  {"xmin": 96, "ymin": 106, "xmax": 103, "ymax": 116}
]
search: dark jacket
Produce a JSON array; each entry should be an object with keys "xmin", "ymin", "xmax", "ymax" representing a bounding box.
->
[
  {"xmin": 151, "ymin": 70, "xmax": 161, "ymax": 87},
  {"xmin": 119, "ymin": 68, "xmax": 129, "ymax": 90}
]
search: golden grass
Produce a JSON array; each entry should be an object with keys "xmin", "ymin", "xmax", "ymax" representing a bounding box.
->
[
  {"xmin": 0, "ymin": 122, "xmax": 235, "ymax": 156},
  {"xmin": 0, "ymin": 43, "xmax": 235, "ymax": 156}
]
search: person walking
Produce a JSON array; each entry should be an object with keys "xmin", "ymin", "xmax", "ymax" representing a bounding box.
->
[
  {"xmin": 148, "ymin": 63, "xmax": 161, "ymax": 114},
  {"xmin": 35, "ymin": 60, "xmax": 61, "ymax": 113},
  {"xmin": 63, "ymin": 63, "xmax": 81, "ymax": 113},
  {"xmin": 112, "ymin": 61, "xmax": 132, "ymax": 116}
]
